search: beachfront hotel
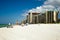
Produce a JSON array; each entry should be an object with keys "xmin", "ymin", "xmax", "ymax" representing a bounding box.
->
[
  {"xmin": 22, "ymin": 11, "xmax": 59, "ymax": 24},
  {"xmin": 45, "ymin": 11, "xmax": 58, "ymax": 23},
  {"xmin": 26, "ymin": 12, "xmax": 40, "ymax": 24}
]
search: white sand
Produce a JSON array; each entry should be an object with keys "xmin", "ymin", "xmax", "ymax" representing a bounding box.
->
[{"xmin": 0, "ymin": 24, "xmax": 60, "ymax": 40}]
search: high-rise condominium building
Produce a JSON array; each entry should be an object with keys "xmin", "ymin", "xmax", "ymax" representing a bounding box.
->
[
  {"xmin": 46, "ymin": 11, "xmax": 58, "ymax": 23},
  {"xmin": 27, "ymin": 12, "xmax": 40, "ymax": 24}
]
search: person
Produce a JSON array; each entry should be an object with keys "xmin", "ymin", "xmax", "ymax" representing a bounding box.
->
[
  {"xmin": 9, "ymin": 23, "xmax": 11, "ymax": 26},
  {"xmin": 7, "ymin": 23, "xmax": 13, "ymax": 28},
  {"xmin": 21, "ymin": 23, "xmax": 24, "ymax": 27},
  {"xmin": 26, "ymin": 23, "xmax": 28, "ymax": 26},
  {"xmin": 7, "ymin": 23, "xmax": 11, "ymax": 28}
]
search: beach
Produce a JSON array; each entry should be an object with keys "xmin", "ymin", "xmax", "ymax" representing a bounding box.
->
[{"xmin": 0, "ymin": 24, "xmax": 60, "ymax": 40}]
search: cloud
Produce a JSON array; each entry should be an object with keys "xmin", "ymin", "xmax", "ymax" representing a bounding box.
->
[
  {"xmin": 28, "ymin": 0, "xmax": 60, "ymax": 13},
  {"xmin": 21, "ymin": 0, "xmax": 60, "ymax": 21},
  {"xmin": 44, "ymin": 0, "xmax": 60, "ymax": 7},
  {"xmin": 44, "ymin": 0, "xmax": 60, "ymax": 12},
  {"xmin": 28, "ymin": 5, "xmax": 55, "ymax": 13}
]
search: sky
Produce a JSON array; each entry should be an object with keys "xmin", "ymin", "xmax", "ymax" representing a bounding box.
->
[
  {"xmin": 0, "ymin": 0, "xmax": 60, "ymax": 24},
  {"xmin": 0, "ymin": 0, "xmax": 45, "ymax": 24}
]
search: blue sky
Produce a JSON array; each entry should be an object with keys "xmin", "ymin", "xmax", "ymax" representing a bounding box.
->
[
  {"xmin": 0, "ymin": 0, "xmax": 45, "ymax": 24},
  {"xmin": 0, "ymin": 0, "xmax": 60, "ymax": 24}
]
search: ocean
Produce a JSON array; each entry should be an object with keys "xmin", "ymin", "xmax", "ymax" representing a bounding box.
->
[{"xmin": 0, "ymin": 24, "xmax": 9, "ymax": 28}]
